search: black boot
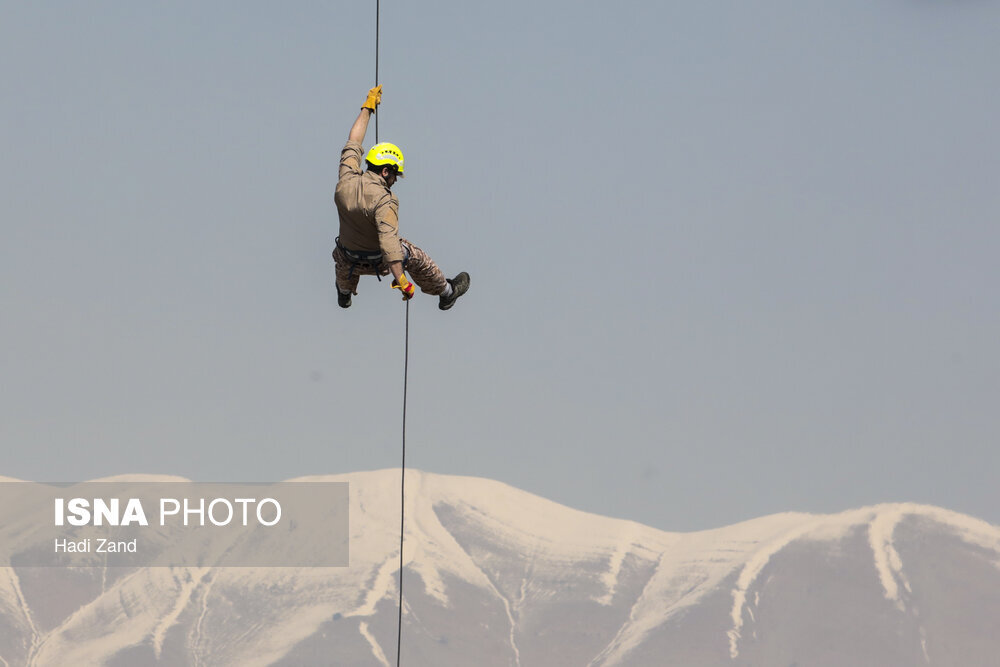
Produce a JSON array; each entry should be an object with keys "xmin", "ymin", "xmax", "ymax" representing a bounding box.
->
[
  {"xmin": 337, "ymin": 290, "xmax": 352, "ymax": 309},
  {"xmin": 438, "ymin": 272, "xmax": 470, "ymax": 311}
]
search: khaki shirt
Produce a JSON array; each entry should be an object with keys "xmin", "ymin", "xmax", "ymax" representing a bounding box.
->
[{"xmin": 334, "ymin": 141, "xmax": 404, "ymax": 264}]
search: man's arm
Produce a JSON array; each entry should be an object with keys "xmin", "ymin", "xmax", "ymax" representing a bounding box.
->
[
  {"xmin": 348, "ymin": 108, "xmax": 373, "ymax": 144},
  {"xmin": 387, "ymin": 260, "xmax": 404, "ymax": 281},
  {"xmin": 348, "ymin": 86, "xmax": 381, "ymax": 143}
]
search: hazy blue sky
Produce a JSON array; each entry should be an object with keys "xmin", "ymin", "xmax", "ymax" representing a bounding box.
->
[{"xmin": 2, "ymin": 1, "xmax": 998, "ymax": 531}]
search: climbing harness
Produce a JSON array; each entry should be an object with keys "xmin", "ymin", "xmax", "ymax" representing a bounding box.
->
[{"xmin": 334, "ymin": 237, "xmax": 410, "ymax": 283}]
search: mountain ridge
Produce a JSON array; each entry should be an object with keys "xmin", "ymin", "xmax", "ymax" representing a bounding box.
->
[{"xmin": 1, "ymin": 469, "xmax": 997, "ymax": 666}]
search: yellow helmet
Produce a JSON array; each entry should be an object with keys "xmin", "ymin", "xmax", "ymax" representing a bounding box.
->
[{"xmin": 365, "ymin": 142, "xmax": 405, "ymax": 177}]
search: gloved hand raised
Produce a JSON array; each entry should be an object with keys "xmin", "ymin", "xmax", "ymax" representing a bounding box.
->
[
  {"xmin": 362, "ymin": 85, "xmax": 382, "ymax": 112},
  {"xmin": 392, "ymin": 274, "xmax": 415, "ymax": 300}
]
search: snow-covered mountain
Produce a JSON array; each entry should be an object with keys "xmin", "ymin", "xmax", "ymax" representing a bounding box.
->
[{"xmin": 1, "ymin": 469, "xmax": 998, "ymax": 666}]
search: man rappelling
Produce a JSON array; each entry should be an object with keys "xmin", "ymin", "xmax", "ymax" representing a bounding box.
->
[{"xmin": 333, "ymin": 86, "xmax": 470, "ymax": 310}]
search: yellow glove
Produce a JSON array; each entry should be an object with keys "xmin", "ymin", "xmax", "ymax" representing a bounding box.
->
[
  {"xmin": 392, "ymin": 274, "xmax": 415, "ymax": 300},
  {"xmin": 362, "ymin": 85, "xmax": 382, "ymax": 112}
]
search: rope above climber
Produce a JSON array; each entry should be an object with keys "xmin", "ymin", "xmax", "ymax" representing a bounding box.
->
[{"xmin": 332, "ymin": 86, "xmax": 470, "ymax": 310}]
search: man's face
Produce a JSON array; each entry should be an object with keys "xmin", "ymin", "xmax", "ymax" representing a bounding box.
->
[{"xmin": 382, "ymin": 167, "xmax": 398, "ymax": 189}]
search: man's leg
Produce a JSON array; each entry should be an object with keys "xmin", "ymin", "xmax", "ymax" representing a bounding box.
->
[
  {"xmin": 400, "ymin": 240, "xmax": 449, "ymax": 295},
  {"xmin": 400, "ymin": 239, "xmax": 470, "ymax": 310},
  {"xmin": 332, "ymin": 247, "xmax": 363, "ymax": 307}
]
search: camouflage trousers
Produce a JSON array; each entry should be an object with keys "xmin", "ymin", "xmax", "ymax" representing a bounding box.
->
[{"xmin": 333, "ymin": 238, "xmax": 449, "ymax": 296}]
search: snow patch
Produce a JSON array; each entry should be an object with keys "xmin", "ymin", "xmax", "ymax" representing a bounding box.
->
[
  {"xmin": 85, "ymin": 474, "xmax": 192, "ymax": 483},
  {"xmin": 498, "ymin": 587, "xmax": 522, "ymax": 667},
  {"xmin": 349, "ymin": 558, "xmax": 398, "ymax": 618},
  {"xmin": 868, "ymin": 507, "xmax": 911, "ymax": 610},
  {"xmin": 359, "ymin": 621, "xmax": 390, "ymax": 667},
  {"xmin": 3, "ymin": 567, "xmax": 39, "ymax": 654},
  {"xmin": 596, "ymin": 524, "xmax": 640, "ymax": 606},
  {"xmin": 29, "ymin": 568, "xmax": 185, "ymax": 666},
  {"xmin": 191, "ymin": 570, "xmax": 218, "ymax": 667},
  {"xmin": 152, "ymin": 568, "xmax": 210, "ymax": 658},
  {"xmin": 727, "ymin": 520, "xmax": 819, "ymax": 658}
]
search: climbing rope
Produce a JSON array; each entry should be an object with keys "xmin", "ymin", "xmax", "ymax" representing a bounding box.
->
[
  {"xmin": 397, "ymin": 299, "xmax": 409, "ymax": 667},
  {"xmin": 372, "ymin": 2, "xmax": 411, "ymax": 665}
]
